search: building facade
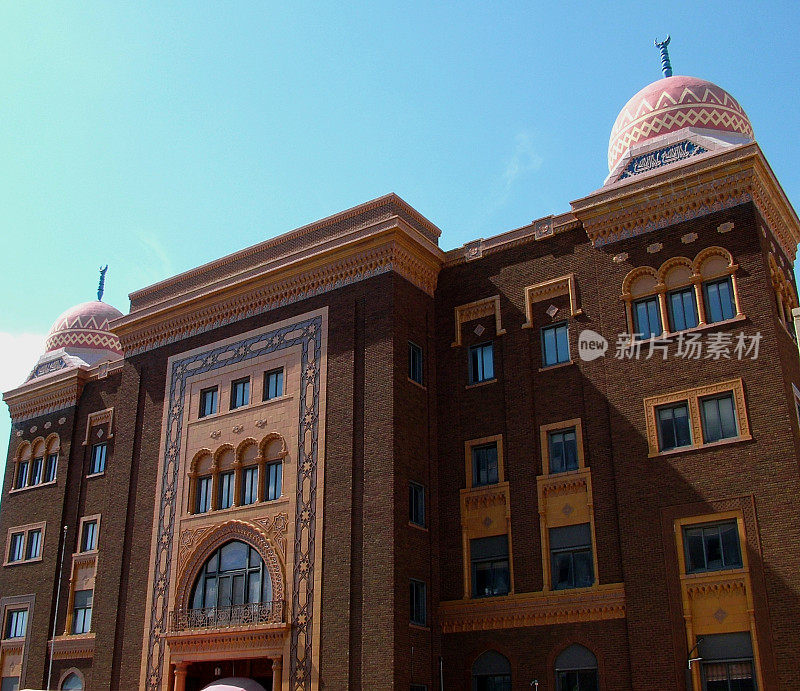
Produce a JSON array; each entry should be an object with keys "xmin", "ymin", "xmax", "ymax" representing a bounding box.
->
[{"xmin": 2, "ymin": 65, "xmax": 800, "ymax": 691}]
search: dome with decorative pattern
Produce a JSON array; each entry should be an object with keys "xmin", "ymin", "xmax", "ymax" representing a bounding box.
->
[
  {"xmin": 608, "ymin": 75, "xmax": 754, "ymax": 172},
  {"xmin": 45, "ymin": 300, "xmax": 123, "ymax": 354}
]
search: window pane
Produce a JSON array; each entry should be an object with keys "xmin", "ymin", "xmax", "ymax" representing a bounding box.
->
[
  {"xmin": 196, "ymin": 477, "xmax": 211, "ymax": 513},
  {"xmin": 549, "ymin": 429, "xmax": 578, "ymax": 473},
  {"xmin": 218, "ymin": 472, "xmax": 234, "ymax": 509},
  {"xmin": 264, "ymin": 369, "xmax": 285, "ymax": 399},
  {"xmin": 552, "ymin": 552, "xmax": 573, "ymax": 590},
  {"xmin": 657, "ymin": 404, "xmax": 691, "ymax": 450},
  {"xmin": 720, "ymin": 523, "xmax": 742, "ymax": 568},
  {"xmin": 704, "ymin": 277, "xmax": 736, "ymax": 324},
  {"xmin": 231, "ymin": 379, "xmax": 250, "ymax": 409},
  {"xmin": 634, "ymin": 297, "xmax": 662, "ymax": 339},
  {"xmin": 555, "ymin": 324, "xmax": 569, "ymax": 362},
  {"xmin": 200, "ymin": 387, "xmax": 218, "ymax": 417},
  {"xmin": 265, "ymin": 462, "xmax": 282, "ymax": 500},
  {"xmin": 15, "ymin": 461, "xmax": 29, "ymax": 489},
  {"xmin": 472, "ymin": 444, "xmax": 499, "ymax": 486},
  {"xmin": 718, "ymin": 395, "xmax": 737, "ymax": 439},
  {"xmin": 669, "ymin": 288, "xmax": 698, "ymax": 332},
  {"xmin": 45, "ymin": 453, "xmax": 58, "ymax": 482},
  {"xmin": 542, "ymin": 324, "xmax": 569, "ymax": 366},
  {"xmin": 685, "ymin": 528, "xmax": 706, "ymax": 572},
  {"xmin": 26, "ymin": 530, "xmax": 41, "ymax": 560},
  {"xmin": 30, "ymin": 457, "xmax": 43, "ymax": 485},
  {"xmin": 220, "ymin": 540, "xmax": 248, "ymax": 571},
  {"xmin": 543, "ymin": 326, "xmax": 557, "ymax": 366},
  {"xmin": 9, "ymin": 533, "xmax": 24, "ymax": 562},
  {"xmin": 704, "ymin": 526, "xmax": 724, "ymax": 569},
  {"xmin": 91, "ymin": 444, "xmax": 107, "ymax": 474},
  {"xmin": 409, "ymin": 482, "xmax": 425, "ymax": 526},
  {"xmin": 6, "ymin": 609, "xmax": 27, "ymax": 638},
  {"xmin": 573, "ymin": 549, "xmax": 594, "ymax": 587}
]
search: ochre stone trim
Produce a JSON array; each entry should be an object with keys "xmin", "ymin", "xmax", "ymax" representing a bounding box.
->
[
  {"xmin": 438, "ymin": 583, "xmax": 625, "ymax": 633},
  {"xmin": 4, "ymin": 521, "xmax": 47, "ymax": 567},
  {"xmin": 452, "ymin": 297, "xmax": 506, "ymax": 347},
  {"xmin": 49, "ymin": 634, "xmax": 95, "ymax": 660},
  {"xmin": 166, "ymin": 625, "xmax": 287, "ymax": 662},
  {"xmin": 538, "ymin": 418, "xmax": 585, "ymax": 476},
  {"xmin": 768, "ymin": 253, "xmax": 798, "ymax": 331},
  {"xmin": 3, "ymin": 369, "xmax": 89, "ymax": 422},
  {"xmin": 522, "ymin": 275, "xmax": 582, "ymax": 328},
  {"xmin": 82, "ymin": 408, "xmax": 114, "ymax": 446},
  {"xmin": 643, "ymin": 378, "xmax": 752, "ymax": 457}
]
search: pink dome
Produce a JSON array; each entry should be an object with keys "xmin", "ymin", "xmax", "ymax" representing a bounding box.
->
[
  {"xmin": 45, "ymin": 300, "xmax": 123, "ymax": 354},
  {"xmin": 608, "ymin": 75, "xmax": 753, "ymax": 171}
]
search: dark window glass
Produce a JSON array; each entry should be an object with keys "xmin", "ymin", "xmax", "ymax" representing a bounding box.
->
[
  {"xmin": 471, "ymin": 443, "xmax": 499, "ymax": 487},
  {"xmin": 265, "ymin": 461, "xmax": 282, "ymax": 501},
  {"xmin": 8, "ymin": 533, "xmax": 24, "ymax": 562},
  {"xmin": 241, "ymin": 466, "xmax": 258, "ymax": 505},
  {"xmin": 199, "ymin": 387, "xmax": 218, "ymax": 417},
  {"xmin": 469, "ymin": 342, "xmax": 494, "ymax": 383},
  {"xmin": 14, "ymin": 461, "xmax": 28, "ymax": 490},
  {"xmin": 541, "ymin": 323, "xmax": 570, "ymax": 366},
  {"xmin": 230, "ymin": 378, "xmax": 250, "ymax": 409},
  {"xmin": 550, "ymin": 523, "xmax": 594, "ymax": 590},
  {"xmin": 30, "ymin": 457, "xmax": 43, "ymax": 485},
  {"xmin": 263, "ymin": 368, "xmax": 284, "ymax": 400},
  {"xmin": 196, "ymin": 476, "xmax": 212, "ymax": 513},
  {"xmin": 556, "ymin": 671, "xmax": 598, "ymax": 691},
  {"xmin": 701, "ymin": 661, "xmax": 755, "ymax": 691},
  {"xmin": 191, "ymin": 540, "xmax": 272, "ymax": 610},
  {"xmin": 703, "ymin": 277, "xmax": 736, "ymax": 324},
  {"xmin": 90, "ymin": 443, "xmax": 107, "ymax": 475},
  {"xmin": 218, "ymin": 471, "xmax": 235, "ymax": 509},
  {"xmin": 72, "ymin": 590, "xmax": 93, "ymax": 634},
  {"xmin": 80, "ymin": 521, "xmax": 97, "ymax": 552},
  {"xmin": 410, "ymin": 579, "xmax": 426, "ymax": 626},
  {"xmin": 549, "ymin": 428, "xmax": 579, "ymax": 473},
  {"xmin": 684, "ymin": 521, "xmax": 742, "ymax": 574},
  {"xmin": 1, "ymin": 676, "xmax": 20, "ymax": 691},
  {"xmin": 61, "ymin": 672, "xmax": 83, "ymax": 690},
  {"xmin": 25, "ymin": 530, "xmax": 41, "ymax": 560},
  {"xmin": 409, "ymin": 482, "xmax": 425, "ymax": 527},
  {"xmin": 668, "ymin": 287, "xmax": 699, "ymax": 332},
  {"xmin": 4, "ymin": 609, "xmax": 26, "ymax": 638},
  {"xmin": 701, "ymin": 394, "xmax": 738, "ymax": 443},
  {"xmin": 45, "ymin": 453, "xmax": 58, "ymax": 482},
  {"xmin": 656, "ymin": 403, "xmax": 692, "ymax": 451},
  {"xmin": 633, "ymin": 296, "xmax": 662, "ymax": 339},
  {"xmin": 470, "ymin": 535, "xmax": 510, "ymax": 598},
  {"xmin": 408, "ymin": 342, "xmax": 424, "ymax": 385},
  {"xmin": 410, "ymin": 685, "xmax": 428, "ymax": 691}
]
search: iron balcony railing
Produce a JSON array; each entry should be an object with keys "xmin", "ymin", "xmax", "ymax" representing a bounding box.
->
[{"xmin": 169, "ymin": 601, "xmax": 285, "ymax": 631}]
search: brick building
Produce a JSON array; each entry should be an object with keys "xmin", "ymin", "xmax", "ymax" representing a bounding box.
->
[{"xmin": 2, "ymin": 61, "xmax": 800, "ymax": 691}]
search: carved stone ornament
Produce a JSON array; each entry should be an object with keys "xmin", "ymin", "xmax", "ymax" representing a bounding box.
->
[
  {"xmin": 681, "ymin": 232, "xmax": 698, "ymax": 244},
  {"xmin": 646, "ymin": 242, "xmax": 663, "ymax": 254}
]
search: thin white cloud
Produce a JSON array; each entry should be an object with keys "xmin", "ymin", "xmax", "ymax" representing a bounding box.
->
[
  {"xmin": 483, "ymin": 131, "xmax": 545, "ymax": 218},
  {"xmin": 137, "ymin": 232, "xmax": 174, "ymax": 278}
]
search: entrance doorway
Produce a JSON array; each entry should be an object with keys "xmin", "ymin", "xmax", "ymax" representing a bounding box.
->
[{"xmin": 183, "ymin": 659, "xmax": 273, "ymax": 691}]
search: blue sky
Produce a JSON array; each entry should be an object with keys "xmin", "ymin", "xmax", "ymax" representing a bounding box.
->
[{"xmin": 2, "ymin": 1, "xmax": 799, "ymax": 470}]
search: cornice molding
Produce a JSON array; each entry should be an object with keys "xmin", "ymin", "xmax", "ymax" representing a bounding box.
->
[
  {"xmin": 3, "ymin": 368, "xmax": 89, "ymax": 422},
  {"xmin": 165, "ymin": 624, "xmax": 288, "ymax": 662},
  {"xmin": 49, "ymin": 633, "xmax": 96, "ymax": 660},
  {"xmin": 439, "ymin": 583, "xmax": 625, "ymax": 633}
]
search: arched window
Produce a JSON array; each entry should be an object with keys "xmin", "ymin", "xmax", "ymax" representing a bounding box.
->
[
  {"xmin": 190, "ymin": 540, "xmax": 272, "ymax": 611},
  {"xmin": 471, "ymin": 650, "xmax": 511, "ymax": 691},
  {"xmin": 61, "ymin": 672, "xmax": 84, "ymax": 690},
  {"xmin": 555, "ymin": 644, "xmax": 598, "ymax": 691}
]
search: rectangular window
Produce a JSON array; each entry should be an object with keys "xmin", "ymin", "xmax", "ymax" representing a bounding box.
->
[
  {"xmin": 471, "ymin": 535, "xmax": 510, "ymax": 598},
  {"xmin": 218, "ymin": 471, "xmax": 235, "ymax": 509},
  {"xmin": 701, "ymin": 394, "xmax": 738, "ymax": 443},
  {"xmin": 633, "ymin": 296, "xmax": 662, "ymax": 340},
  {"xmin": 25, "ymin": 529, "xmax": 41, "ymax": 560},
  {"xmin": 263, "ymin": 368, "xmax": 284, "ymax": 400},
  {"xmin": 410, "ymin": 686, "xmax": 428, "ymax": 691},
  {"xmin": 1, "ymin": 676, "xmax": 20, "ymax": 691},
  {"xmin": 265, "ymin": 461, "xmax": 282, "ymax": 501},
  {"xmin": 241, "ymin": 466, "xmax": 258, "ymax": 505},
  {"xmin": 90, "ymin": 443, "xmax": 107, "ymax": 475},
  {"xmin": 550, "ymin": 523, "xmax": 594, "ymax": 590},
  {"xmin": 199, "ymin": 386, "xmax": 218, "ymax": 417},
  {"xmin": 72, "ymin": 589, "xmax": 93, "ymax": 634},
  {"xmin": 408, "ymin": 342, "xmax": 424, "ymax": 385},
  {"xmin": 703, "ymin": 277, "xmax": 736, "ymax": 324},
  {"xmin": 196, "ymin": 476, "xmax": 212, "ymax": 513},
  {"xmin": 80, "ymin": 520, "xmax": 97, "ymax": 552},
  {"xmin": 409, "ymin": 579, "xmax": 427, "ymax": 626},
  {"xmin": 8, "ymin": 533, "xmax": 24, "ymax": 563},
  {"xmin": 699, "ymin": 633, "xmax": 755, "ymax": 690},
  {"xmin": 230, "ymin": 378, "xmax": 250, "ymax": 409},
  {"xmin": 668, "ymin": 287, "xmax": 699, "ymax": 332},
  {"xmin": 684, "ymin": 521, "xmax": 742, "ymax": 574},
  {"xmin": 656, "ymin": 402, "xmax": 692, "ymax": 451},
  {"xmin": 409, "ymin": 482, "xmax": 425, "ymax": 527},
  {"xmin": 30, "ymin": 457, "xmax": 43, "ymax": 485},
  {"xmin": 548, "ymin": 428, "xmax": 578, "ymax": 473},
  {"xmin": 44, "ymin": 453, "xmax": 58, "ymax": 483},
  {"xmin": 471, "ymin": 443, "xmax": 499, "ymax": 487},
  {"xmin": 469, "ymin": 342, "xmax": 494, "ymax": 383},
  {"xmin": 4, "ymin": 609, "xmax": 26, "ymax": 639},
  {"xmin": 541, "ymin": 322, "xmax": 570, "ymax": 367},
  {"xmin": 14, "ymin": 461, "xmax": 29, "ymax": 490}
]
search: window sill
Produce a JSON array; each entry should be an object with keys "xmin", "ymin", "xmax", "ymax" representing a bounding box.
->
[
  {"xmin": 192, "ymin": 393, "xmax": 294, "ymax": 424},
  {"xmin": 466, "ymin": 378, "xmax": 497, "ymax": 389},
  {"xmin": 3, "ymin": 556, "xmax": 43, "ymax": 567},
  {"xmin": 186, "ymin": 494, "xmax": 290, "ymax": 518},
  {"xmin": 408, "ymin": 522, "xmax": 428, "ymax": 532},
  {"xmin": 8, "ymin": 479, "xmax": 57, "ymax": 495},
  {"xmin": 86, "ymin": 471, "xmax": 105, "ymax": 479},
  {"xmin": 634, "ymin": 314, "xmax": 748, "ymax": 344},
  {"xmin": 407, "ymin": 377, "xmax": 427, "ymax": 391},
  {"xmin": 682, "ymin": 566, "xmax": 746, "ymax": 579},
  {"xmin": 409, "ymin": 623, "xmax": 431, "ymax": 632},
  {"xmin": 649, "ymin": 434, "xmax": 753, "ymax": 458},
  {"xmin": 539, "ymin": 360, "xmax": 574, "ymax": 372}
]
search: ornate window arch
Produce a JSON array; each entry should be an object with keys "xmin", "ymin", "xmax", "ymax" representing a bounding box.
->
[
  {"xmin": 59, "ymin": 668, "xmax": 85, "ymax": 690},
  {"xmin": 13, "ymin": 441, "xmax": 32, "ymax": 490},
  {"xmin": 554, "ymin": 644, "xmax": 598, "ymax": 691},
  {"xmin": 188, "ymin": 449, "xmax": 213, "ymax": 514},
  {"xmin": 471, "ymin": 650, "xmax": 511, "ymax": 691},
  {"xmin": 768, "ymin": 253, "xmax": 798, "ymax": 334},
  {"xmin": 237, "ymin": 438, "xmax": 259, "ymax": 506}
]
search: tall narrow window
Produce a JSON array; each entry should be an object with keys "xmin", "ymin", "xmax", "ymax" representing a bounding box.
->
[
  {"xmin": 548, "ymin": 428, "xmax": 578, "ymax": 473},
  {"xmin": 263, "ymin": 368, "xmax": 284, "ymax": 400},
  {"xmin": 703, "ymin": 277, "xmax": 736, "ymax": 324},
  {"xmin": 241, "ymin": 466, "xmax": 258, "ymax": 505},
  {"xmin": 550, "ymin": 523, "xmax": 594, "ymax": 590},
  {"xmin": 196, "ymin": 476, "xmax": 212, "ymax": 513},
  {"xmin": 469, "ymin": 342, "xmax": 494, "ymax": 383},
  {"xmin": 409, "ymin": 482, "xmax": 426, "ymax": 527},
  {"xmin": 25, "ymin": 529, "xmax": 42, "ymax": 560},
  {"xmin": 541, "ymin": 322, "xmax": 570, "ymax": 366},
  {"xmin": 72, "ymin": 590, "xmax": 93, "ymax": 634},
  {"xmin": 4, "ymin": 609, "xmax": 27, "ymax": 638},
  {"xmin": 14, "ymin": 461, "xmax": 29, "ymax": 490},
  {"xmin": 89, "ymin": 443, "xmax": 107, "ymax": 475},
  {"xmin": 30, "ymin": 457, "xmax": 43, "ymax": 485},
  {"xmin": 683, "ymin": 521, "xmax": 742, "ymax": 574},
  {"xmin": 230, "ymin": 378, "xmax": 250, "ymax": 409},
  {"xmin": 470, "ymin": 535, "xmax": 510, "ymax": 598},
  {"xmin": 656, "ymin": 402, "xmax": 692, "ymax": 451},
  {"xmin": 667, "ymin": 287, "xmax": 699, "ymax": 332},
  {"xmin": 701, "ymin": 394, "xmax": 738, "ymax": 443},
  {"xmin": 80, "ymin": 520, "xmax": 98, "ymax": 552},
  {"xmin": 408, "ymin": 342, "xmax": 424, "ymax": 385},
  {"xmin": 632, "ymin": 296, "xmax": 662, "ymax": 339},
  {"xmin": 199, "ymin": 386, "xmax": 218, "ymax": 418},
  {"xmin": 265, "ymin": 461, "xmax": 282, "ymax": 501},
  {"xmin": 218, "ymin": 471, "xmax": 235, "ymax": 510},
  {"xmin": 410, "ymin": 579, "xmax": 427, "ymax": 626},
  {"xmin": 471, "ymin": 443, "xmax": 499, "ymax": 487},
  {"xmin": 44, "ymin": 453, "xmax": 58, "ymax": 483},
  {"xmin": 8, "ymin": 533, "xmax": 24, "ymax": 563}
]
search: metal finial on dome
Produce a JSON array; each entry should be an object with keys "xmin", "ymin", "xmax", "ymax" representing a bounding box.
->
[
  {"xmin": 654, "ymin": 36, "xmax": 673, "ymax": 78},
  {"xmin": 97, "ymin": 265, "xmax": 108, "ymax": 302}
]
